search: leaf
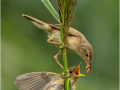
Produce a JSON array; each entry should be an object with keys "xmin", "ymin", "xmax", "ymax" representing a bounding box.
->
[{"xmin": 41, "ymin": 0, "xmax": 60, "ymax": 22}]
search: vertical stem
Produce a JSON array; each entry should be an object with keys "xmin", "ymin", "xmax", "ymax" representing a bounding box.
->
[
  {"xmin": 63, "ymin": 48, "xmax": 69, "ymax": 90},
  {"xmin": 41, "ymin": 0, "xmax": 77, "ymax": 89},
  {"xmin": 59, "ymin": 0, "xmax": 77, "ymax": 89},
  {"xmin": 60, "ymin": 22, "xmax": 69, "ymax": 90}
]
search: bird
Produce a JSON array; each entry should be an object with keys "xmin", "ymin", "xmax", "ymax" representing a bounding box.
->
[
  {"xmin": 22, "ymin": 14, "xmax": 93, "ymax": 73},
  {"xmin": 14, "ymin": 63, "xmax": 85, "ymax": 90}
]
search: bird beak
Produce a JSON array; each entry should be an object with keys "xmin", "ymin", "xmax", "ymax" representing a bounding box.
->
[
  {"xmin": 86, "ymin": 59, "xmax": 91, "ymax": 73},
  {"xmin": 74, "ymin": 62, "xmax": 85, "ymax": 77}
]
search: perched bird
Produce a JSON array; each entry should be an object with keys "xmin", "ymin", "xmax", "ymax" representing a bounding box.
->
[
  {"xmin": 22, "ymin": 14, "xmax": 93, "ymax": 73},
  {"xmin": 15, "ymin": 63, "xmax": 85, "ymax": 90}
]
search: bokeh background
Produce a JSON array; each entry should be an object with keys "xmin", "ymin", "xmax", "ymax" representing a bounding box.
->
[{"xmin": 1, "ymin": 0, "xmax": 119, "ymax": 90}]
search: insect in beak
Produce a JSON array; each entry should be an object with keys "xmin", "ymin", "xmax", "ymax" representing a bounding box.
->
[{"xmin": 85, "ymin": 59, "xmax": 91, "ymax": 74}]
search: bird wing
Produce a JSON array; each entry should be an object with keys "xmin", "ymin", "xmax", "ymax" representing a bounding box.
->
[
  {"xmin": 22, "ymin": 14, "xmax": 81, "ymax": 37},
  {"xmin": 14, "ymin": 72, "xmax": 61, "ymax": 90},
  {"xmin": 49, "ymin": 24, "xmax": 81, "ymax": 37}
]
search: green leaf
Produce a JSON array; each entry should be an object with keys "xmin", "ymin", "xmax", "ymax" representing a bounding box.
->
[{"xmin": 41, "ymin": 0, "xmax": 60, "ymax": 22}]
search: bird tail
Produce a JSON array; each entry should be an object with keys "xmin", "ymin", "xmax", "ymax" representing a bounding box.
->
[{"xmin": 22, "ymin": 14, "xmax": 52, "ymax": 33}]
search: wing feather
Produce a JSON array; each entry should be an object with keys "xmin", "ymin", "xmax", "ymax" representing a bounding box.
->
[
  {"xmin": 49, "ymin": 24, "xmax": 81, "ymax": 37},
  {"xmin": 15, "ymin": 72, "xmax": 60, "ymax": 90},
  {"xmin": 17, "ymin": 78, "xmax": 46, "ymax": 90}
]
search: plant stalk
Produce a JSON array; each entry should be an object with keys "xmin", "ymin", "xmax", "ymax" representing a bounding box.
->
[{"xmin": 60, "ymin": 22, "xmax": 69, "ymax": 90}]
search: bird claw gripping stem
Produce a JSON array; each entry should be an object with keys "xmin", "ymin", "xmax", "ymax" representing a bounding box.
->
[
  {"xmin": 59, "ymin": 43, "xmax": 68, "ymax": 49},
  {"xmin": 61, "ymin": 71, "xmax": 69, "ymax": 78}
]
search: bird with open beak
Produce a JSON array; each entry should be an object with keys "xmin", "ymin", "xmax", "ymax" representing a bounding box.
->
[
  {"xmin": 15, "ymin": 63, "xmax": 85, "ymax": 90},
  {"xmin": 22, "ymin": 14, "xmax": 93, "ymax": 73}
]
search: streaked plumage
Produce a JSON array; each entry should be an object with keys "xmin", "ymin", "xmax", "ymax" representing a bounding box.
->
[{"xmin": 15, "ymin": 63, "xmax": 85, "ymax": 90}]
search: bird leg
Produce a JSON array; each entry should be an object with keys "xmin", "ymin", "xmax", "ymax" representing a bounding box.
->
[
  {"xmin": 47, "ymin": 39, "xmax": 68, "ymax": 69},
  {"xmin": 47, "ymin": 39, "xmax": 68, "ymax": 49},
  {"xmin": 54, "ymin": 51, "xmax": 63, "ymax": 69},
  {"xmin": 47, "ymin": 39, "xmax": 61, "ymax": 45}
]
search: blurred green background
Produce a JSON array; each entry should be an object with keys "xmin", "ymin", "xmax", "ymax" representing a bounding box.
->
[{"xmin": 1, "ymin": 0, "xmax": 119, "ymax": 90}]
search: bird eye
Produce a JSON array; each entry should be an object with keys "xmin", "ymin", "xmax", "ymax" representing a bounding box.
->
[
  {"xmin": 85, "ymin": 53, "xmax": 88, "ymax": 57},
  {"xmin": 69, "ymin": 70, "xmax": 72, "ymax": 74}
]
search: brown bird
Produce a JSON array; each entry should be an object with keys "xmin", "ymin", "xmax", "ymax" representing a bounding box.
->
[
  {"xmin": 14, "ymin": 63, "xmax": 85, "ymax": 90},
  {"xmin": 22, "ymin": 14, "xmax": 93, "ymax": 73}
]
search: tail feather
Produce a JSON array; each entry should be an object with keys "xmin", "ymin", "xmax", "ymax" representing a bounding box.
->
[{"xmin": 22, "ymin": 14, "xmax": 52, "ymax": 32}]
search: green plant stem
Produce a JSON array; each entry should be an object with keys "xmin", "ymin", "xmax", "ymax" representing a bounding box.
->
[
  {"xmin": 63, "ymin": 48, "xmax": 69, "ymax": 90},
  {"xmin": 59, "ymin": 1, "xmax": 70, "ymax": 89},
  {"xmin": 60, "ymin": 23, "xmax": 69, "ymax": 90},
  {"xmin": 41, "ymin": 0, "xmax": 76, "ymax": 89}
]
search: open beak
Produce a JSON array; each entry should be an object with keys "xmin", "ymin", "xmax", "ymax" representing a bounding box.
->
[
  {"xmin": 86, "ymin": 59, "xmax": 91, "ymax": 74},
  {"xmin": 74, "ymin": 62, "xmax": 85, "ymax": 77}
]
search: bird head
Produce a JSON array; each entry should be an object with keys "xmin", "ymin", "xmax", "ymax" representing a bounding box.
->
[
  {"xmin": 68, "ymin": 62, "xmax": 85, "ymax": 79},
  {"xmin": 78, "ymin": 43, "xmax": 93, "ymax": 73},
  {"xmin": 62, "ymin": 63, "xmax": 85, "ymax": 80}
]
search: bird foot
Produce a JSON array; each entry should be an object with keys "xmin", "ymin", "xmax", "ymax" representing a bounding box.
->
[
  {"xmin": 59, "ymin": 43, "xmax": 68, "ymax": 49},
  {"xmin": 61, "ymin": 71, "xmax": 69, "ymax": 78}
]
